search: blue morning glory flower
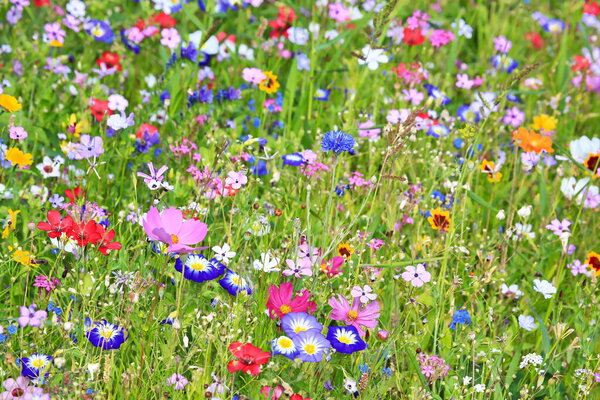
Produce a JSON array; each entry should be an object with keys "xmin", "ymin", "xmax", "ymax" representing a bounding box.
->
[
  {"xmin": 86, "ymin": 320, "xmax": 128, "ymax": 350},
  {"xmin": 281, "ymin": 312, "xmax": 323, "ymax": 337},
  {"xmin": 219, "ymin": 268, "xmax": 252, "ymax": 296},
  {"xmin": 175, "ymin": 254, "xmax": 226, "ymax": 283},
  {"xmin": 271, "ymin": 335, "xmax": 299, "ymax": 360},
  {"xmin": 326, "ymin": 325, "xmax": 367, "ymax": 354},
  {"xmin": 20, "ymin": 353, "xmax": 52, "ymax": 379},
  {"xmin": 282, "ymin": 153, "xmax": 304, "ymax": 166},
  {"xmin": 292, "ymin": 330, "xmax": 330, "ymax": 362}
]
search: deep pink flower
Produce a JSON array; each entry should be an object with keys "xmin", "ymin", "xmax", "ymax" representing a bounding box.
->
[
  {"xmin": 265, "ymin": 282, "xmax": 316, "ymax": 319},
  {"xmin": 142, "ymin": 206, "xmax": 208, "ymax": 253},
  {"xmin": 328, "ymin": 294, "xmax": 380, "ymax": 336}
]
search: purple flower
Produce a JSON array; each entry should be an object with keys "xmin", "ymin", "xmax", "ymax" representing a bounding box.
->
[
  {"xmin": 9, "ymin": 126, "xmax": 27, "ymax": 140},
  {"xmin": 18, "ymin": 304, "xmax": 47, "ymax": 328},
  {"xmin": 160, "ymin": 28, "xmax": 181, "ymax": 50},
  {"xmin": 493, "ymin": 36, "xmax": 512, "ymax": 53},
  {"xmin": 568, "ymin": 259, "xmax": 588, "ymax": 276},
  {"xmin": 75, "ymin": 135, "xmax": 103, "ymax": 159},
  {"xmin": 503, "ymin": 106, "xmax": 525, "ymax": 127},
  {"xmin": 545, "ymin": 218, "xmax": 571, "ymax": 235},
  {"xmin": 166, "ymin": 373, "xmax": 188, "ymax": 390}
]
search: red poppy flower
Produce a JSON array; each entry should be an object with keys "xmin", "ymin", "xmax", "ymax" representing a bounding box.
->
[
  {"xmin": 68, "ymin": 221, "xmax": 102, "ymax": 247},
  {"xmin": 403, "ymin": 28, "xmax": 425, "ymax": 46},
  {"xmin": 584, "ymin": 1, "xmax": 600, "ymax": 16},
  {"xmin": 37, "ymin": 210, "xmax": 75, "ymax": 239},
  {"xmin": 277, "ymin": 6, "xmax": 296, "ymax": 24},
  {"xmin": 150, "ymin": 12, "xmax": 177, "ymax": 28},
  {"xmin": 96, "ymin": 225, "xmax": 122, "ymax": 255},
  {"xmin": 97, "ymin": 52, "xmax": 122, "ymax": 72},
  {"xmin": 34, "ymin": 0, "xmax": 51, "ymax": 6},
  {"xmin": 135, "ymin": 123, "xmax": 159, "ymax": 139},
  {"xmin": 135, "ymin": 18, "xmax": 147, "ymax": 30},
  {"xmin": 524, "ymin": 31, "xmax": 544, "ymax": 50},
  {"xmin": 290, "ymin": 395, "xmax": 312, "ymax": 400},
  {"xmin": 90, "ymin": 99, "xmax": 113, "ymax": 122},
  {"xmin": 227, "ymin": 342, "xmax": 271, "ymax": 376},
  {"xmin": 65, "ymin": 186, "xmax": 84, "ymax": 203}
]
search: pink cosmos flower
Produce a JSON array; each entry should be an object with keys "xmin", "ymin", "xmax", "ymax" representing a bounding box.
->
[
  {"xmin": 142, "ymin": 206, "xmax": 208, "ymax": 253},
  {"xmin": 401, "ymin": 263, "xmax": 431, "ymax": 287},
  {"xmin": 18, "ymin": 304, "xmax": 47, "ymax": 328},
  {"xmin": 265, "ymin": 282, "xmax": 316, "ymax": 319},
  {"xmin": 328, "ymin": 294, "xmax": 380, "ymax": 336},
  {"xmin": 166, "ymin": 373, "xmax": 188, "ymax": 390}
]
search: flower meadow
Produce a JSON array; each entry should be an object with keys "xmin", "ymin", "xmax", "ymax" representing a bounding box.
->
[{"xmin": 0, "ymin": 0, "xmax": 600, "ymax": 398}]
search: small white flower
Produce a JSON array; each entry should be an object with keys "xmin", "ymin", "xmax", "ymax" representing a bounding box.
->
[
  {"xmin": 253, "ymin": 251, "xmax": 280, "ymax": 273},
  {"xmin": 513, "ymin": 223, "xmax": 535, "ymax": 240},
  {"xmin": 500, "ymin": 283, "xmax": 523, "ymax": 299},
  {"xmin": 533, "ymin": 279, "xmax": 556, "ymax": 299},
  {"xmin": 212, "ymin": 243, "xmax": 236, "ymax": 264},
  {"xmin": 517, "ymin": 205, "xmax": 532, "ymax": 219},
  {"xmin": 474, "ymin": 384, "xmax": 486, "ymax": 393},
  {"xmin": 357, "ymin": 45, "xmax": 389, "ymax": 71},
  {"xmin": 107, "ymin": 94, "xmax": 129, "ymax": 112},
  {"xmin": 496, "ymin": 209, "xmax": 505, "ymax": 220},
  {"xmin": 462, "ymin": 376, "xmax": 472, "ymax": 385},
  {"xmin": 518, "ymin": 314, "xmax": 537, "ymax": 331}
]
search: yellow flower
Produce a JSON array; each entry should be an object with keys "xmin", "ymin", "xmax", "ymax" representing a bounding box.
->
[
  {"xmin": 258, "ymin": 71, "xmax": 280, "ymax": 94},
  {"xmin": 427, "ymin": 208, "xmax": 451, "ymax": 232},
  {"xmin": 5, "ymin": 148, "xmax": 33, "ymax": 168},
  {"xmin": 337, "ymin": 243, "xmax": 354, "ymax": 258},
  {"xmin": 64, "ymin": 114, "xmax": 89, "ymax": 137},
  {"xmin": 49, "ymin": 40, "xmax": 64, "ymax": 47},
  {"xmin": 480, "ymin": 160, "xmax": 503, "ymax": 182},
  {"xmin": 531, "ymin": 114, "xmax": 557, "ymax": 132},
  {"xmin": 9, "ymin": 247, "xmax": 34, "ymax": 266},
  {"xmin": 0, "ymin": 94, "xmax": 22, "ymax": 113},
  {"xmin": 2, "ymin": 209, "xmax": 20, "ymax": 239},
  {"xmin": 585, "ymin": 251, "xmax": 600, "ymax": 276}
]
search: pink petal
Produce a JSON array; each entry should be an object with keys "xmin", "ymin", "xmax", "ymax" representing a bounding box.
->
[{"xmin": 159, "ymin": 207, "xmax": 183, "ymax": 235}]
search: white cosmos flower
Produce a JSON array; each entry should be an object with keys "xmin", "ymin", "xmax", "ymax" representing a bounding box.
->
[
  {"xmin": 533, "ymin": 279, "xmax": 556, "ymax": 299},
  {"xmin": 357, "ymin": 45, "xmax": 389, "ymax": 70}
]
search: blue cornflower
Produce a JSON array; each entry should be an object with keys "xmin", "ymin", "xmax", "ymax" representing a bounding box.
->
[
  {"xmin": 382, "ymin": 367, "xmax": 392, "ymax": 376},
  {"xmin": 358, "ymin": 364, "xmax": 370, "ymax": 373},
  {"xmin": 180, "ymin": 42, "xmax": 198, "ymax": 62},
  {"xmin": 449, "ymin": 309, "xmax": 471, "ymax": 330},
  {"xmin": 321, "ymin": 130, "xmax": 355, "ymax": 154},
  {"xmin": 0, "ymin": 334, "xmax": 6, "ymax": 343},
  {"xmin": 7, "ymin": 325, "xmax": 17, "ymax": 334}
]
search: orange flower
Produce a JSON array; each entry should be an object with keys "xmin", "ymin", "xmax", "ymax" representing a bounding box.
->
[
  {"xmin": 480, "ymin": 160, "xmax": 503, "ymax": 182},
  {"xmin": 585, "ymin": 251, "xmax": 600, "ymax": 276},
  {"xmin": 427, "ymin": 208, "xmax": 451, "ymax": 232},
  {"xmin": 512, "ymin": 127, "xmax": 554, "ymax": 154}
]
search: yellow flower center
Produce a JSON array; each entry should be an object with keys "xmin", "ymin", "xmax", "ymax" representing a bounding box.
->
[
  {"xmin": 32, "ymin": 359, "xmax": 45, "ymax": 368},
  {"xmin": 280, "ymin": 304, "xmax": 292, "ymax": 314},
  {"xmin": 189, "ymin": 262, "xmax": 205, "ymax": 271},
  {"xmin": 279, "ymin": 337, "xmax": 292, "ymax": 349},
  {"xmin": 347, "ymin": 310, "xmax": 359, "ymax": 321},
  {"xmin": 304, "ymin": 344, "xmax": 316, "ymax": 355},
  {"xmin": 170, "ymin": 234, "xmax": 179, "ymax": 244},
  {"xmin": 338, "ymin": 335, "xmax": 352, "ymax": 344}
]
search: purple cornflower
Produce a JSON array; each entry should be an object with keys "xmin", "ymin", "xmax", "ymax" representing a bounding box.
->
[
  {"xmin": 545, "ymin": 218, "xmax": 571, "ymax": 235},
  {"xmin": 18, "ymin": 304, "xmax": 48, "ymax": 328},
  {"xmin": 33, "ymin": 275, "xmax": 61, "ymax": 293},
  {"xmin": 502, "ymin": 106, "xmax": 525, "ymax": 127}
]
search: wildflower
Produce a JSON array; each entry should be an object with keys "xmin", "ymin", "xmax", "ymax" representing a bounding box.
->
[
  {"xmin": 568, "ymin": 259, "xmax": 589, "ymax": 276},
  {"xmin": 86, "ymin": 320, "xmax": 128, "ymax": 349},
  {"xmin": 2, "ymin": 208, "xmax": 20, "ymax": 238},
  {"xmin": 350, "ymin": 285, "xmax": 377, "ymax": 304},
  {"xmin": 545, "ymin": 219, "xmax": 571, "ymax": 235},
  {"xmin": 271, "ymin": 336, "xmax": 299, "ymax": 359},
  {"xmin": 242, "ymin": 68, "xmax": 266, "ymax": 84},
  {"xmin": 493, "ymin": 36, "xmax": 512, "ymax": 53},
  {"xmin": 219, "ymin": 269, "xmax": 252, "ymax": 296},
  {"xmin": 33, "ymin": 275, "xmax": 61, "ymax": 293},
  {"xmin": 326, "ymin": 325, "xmax": 367, "ymax": 354},
  {"xmin": 287, "ymin": 27, "xmax": 309, "ymax": 45},
  {"xmin": 258, "ymin": 71, "xmax": 280, "ymax": 94},
  {"xmin": 166, "ymin": 373, "xmax": 188, "ymax": 390},
  {"xmin": 18, "ymin": 304, "xmax": 47, "ymax": 328},
  {"xmin": 0, "ymin": 94, "xmax": 22, "ymax": 112},
  {"xmin": 253, "ymin": 251, "xmax": 281, "ymax": 272},
  {"xmin": 427, "ymin": 208, "xmax": 451, "ymax": 232},
  {"xmin": 533, "ymin": 279, "xmax": 556, "ymax": 299},
  {"xmin": 20, "ymin": 354, "xmax": 52, "ymax": 380},
  {"xmin": 1, "ymin": 376, "xmax": 31, "ymax": 398},
  {"xmin": 512, "ymin": 127, "xmax": 554, "ymax": 154},
  {"xmin": 519, "ymin": 353, "xmax": 543, "ymax": 369},
  {"xmin": 212, "ymin": 243, "xmax": 236, "ymax": 264},
  {"xmin": 5, "ymin": 148, "xmax": 33, "ymax": 168},
  {"xmin": 142, "ymin": 206, "xmax": 208, "ymax": 253},
  {"xmin": 401, "ymin": 264, "xmax": 432, "ymax": 287},
  {"xmin": 560, "ymin": 177, "xmax": 600, "ymax": 208},
  {"xmin": 10, "ymin": 247, "xmax": 34, "ymax": 266},
  {"xmin": 266, "ymin": 282, "xmax": 316, "ymax": 319},
  {"xmin": 532, "ymin": 114, "xmax": 557, "ymax": 132},
  {"xmin": 227, "ymin": 342, "xmax": 270, "ymax": 375},
  {"xmin": 417, "ymin": 353, "xmax": 450, "ymax": 382},
  {"xmin": 328, "ymin": 294, "xmax": 380, "ymax": 336},
  {"xmin": 320, "ymin": 256, "xmax": 344, "ymax": 277},
  {"xmin": 282, "ymin": 258, "xmax": 313, "ymax": 278},
  {"xmin": 563, "ymin": 136, "xmax": 600, "ymax": 177},
  {"xmin": 518, "ymin": 315, "xmax": 537, "ymax": 331},
  {"xmin": 294, "ymin": 330, "xmax": 330, "ymax": 362},
  {"xmin": 9, "ymin": 126, "xmax": 27, "ymax": 140},
  {"xmin": 321, "ymin": 130, "xmax": 355, "ymax": 154},
  {"xmin": 175, "ymin": 254, "xmax": 225, "ymax": 283},
  {"xmin": 357, "ymin": 45, "xmax": 389, "ymax": 70},
  {"xmin": 449, "ymin": 309, "xmax": 471, "ymax": 329},
  {"xmin": 500, "ymin": 284, "xmax": 523, "ymax": 298},
  {"xmin": 337, "ymin": 243, "xmax": 354, "ymax": 258},
  {"xmin": 480, "ymin": 160, "xmax": 502, "ymax": 182},
  {"xmin": 403, "ymin": 28, "xmax": 425, "ymax": 46},
  {"xmin": 585, "ymin": 251, "xmax": 600, "ymax": 275},
  {"xmin": 503, "ymin": 106, "xmax": 525, "ymax": 127},
  {"xmin": 36, "ymin": 156, "xmax": 63, "ymax": 178}
]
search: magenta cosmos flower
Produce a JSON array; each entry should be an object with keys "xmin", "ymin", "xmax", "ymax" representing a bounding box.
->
[
  {"xmin": 328, "ymin": 294, "xmax": 380, "ymax": 336},
  {"xmin": 142, "ymin": 206, "xmax": 208, "ymax": 253}
]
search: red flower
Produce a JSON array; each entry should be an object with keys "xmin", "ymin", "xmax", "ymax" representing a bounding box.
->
[
  {"xmin": 290, "ymin": 395, "xmax": 312, "ymax": 400},
  {"xmin": 268, "ymin": 6, "xmax": 297, "ymax": 38},
  {"xmin": 266, "ymin": 282, "xmax": 316, "ymax": 319},
  {"xmin": 584, "ymin": 1, "xmax": 600, "ymax": 16},
  {"xmin": 135, "ymin": 19, "xmax": 147, "ymax": 30},
  {"xmin": 403, "ymin": 28, "xmax": 425, "ymax": 46},
  {"xmin": 572, "ymin": 55, "xmax": 591, "ymax": 72},
  {"xmin": 150, "ymin": 12, "xmax": 177, "ymax": 28},
  {"xmin": 68, "ymin": 221, "xmax": 102, "ymax": 247},
  {"xmin": 65, "ymin": 186, "xmax": 84, "ymax": 203},
  {"xmin": 97, "ymin": 52, "xmax": 122, "ymax": 72},
  {"xmin": 135, "ymin": 123, "xmax": 158, "ymax": 139},
  {"xmin": 524, "ymin": 31, "xmax": 544, "ymax": 50},
  {"xmin": 96, "ymin": 225, "xmax": 122, "ymax": 255},
  {"xmin": 37, "ymin": 211, "xmax": 74, "ymax": 239},
  {"xmin": 227, "ymin": 342, "xmax": 270, "ymax": 376},
  {"xmin": 34, "ymin": 0, "xmax": 51, "ymax": 6},
  {"xmin": 90, "ymin": 99, "xmax": 113, "ymax": 122}
]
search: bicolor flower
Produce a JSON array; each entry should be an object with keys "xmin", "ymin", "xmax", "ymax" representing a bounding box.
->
[
  {"xmin": 20, "ymin": 353, "xmax": 52, "ymax": 380},
  {"xmin": 86, "ymin": 320, "xmax": 128, "ymax": 350},
  {"xmin": 281, "ymin": 312, "xmax": 323, "ymax": 337},
  {"xmin": 219, "ymin": 269, "xmax": 252, "ymax": 296},
  {"xmin": 293, "ymin": 330, "xmax": 330, "ymax": 362},
  {"xmin": 271, "ymin": 336, "xmax": 299, "ymax": 360},
  {"xmin": 326, "ymin": 325, "xmax": 367, "ymax": 354},
  {"xmin": 174, "ymin": 254, "xmax": 225, "ymax": 283}
]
